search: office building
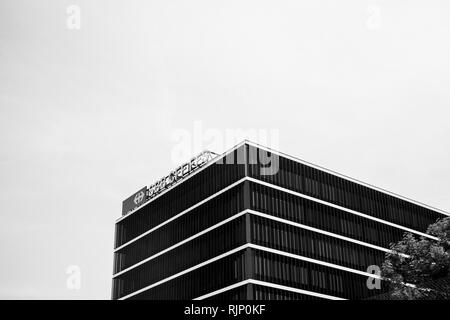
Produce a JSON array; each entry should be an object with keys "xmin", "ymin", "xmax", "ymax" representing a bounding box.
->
[{"xmin": 112, "ymin": 141, "xmax": 449, "ymax": 300}]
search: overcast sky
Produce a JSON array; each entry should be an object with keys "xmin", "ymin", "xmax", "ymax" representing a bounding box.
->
[{"xmin": 1, "ymin": 0, "xmax": 449, "ymax": 299}]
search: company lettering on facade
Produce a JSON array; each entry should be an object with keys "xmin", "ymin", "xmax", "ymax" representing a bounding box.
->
[{"xmin": 121, "ymin": 150, "xmax": 218, "ymax": 216}]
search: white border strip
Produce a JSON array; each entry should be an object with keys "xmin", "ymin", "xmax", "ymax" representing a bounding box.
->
[
  {"xmin": 193, "ymin": 279, "xmax": 346, "ymax": 300},
  {"xmin": 115, "ymin": 177, "xmax": 438, "ymax": 253},
  {"xmin": 245, "ymin": 140, "xmax": 450, "ymax": 217},
  {"xmin": 119, "ymin": 244, "xmax": 382, "ymax": 300}
]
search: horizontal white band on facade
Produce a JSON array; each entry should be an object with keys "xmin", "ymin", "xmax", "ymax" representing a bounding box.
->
[
  {"xmin": 193, "ymin": 279, "xmax": 346, "ymax": 301},
  {"xmin": 247, "ymin": 243, "xmax": 382, "ymax": 279},
  {"xmin": 118, "ymin": 244, "xmax": 249, "ymax": 300},
  {"xmin": 113, "ymin": 207, "xmax": 407, "ymax": 278},
  {"xmin": 115, "ymin": 176, "xmax": 438, "ymax": 253},
  {"xmin": 247, "ymin": 177, "xmax": 439, "ymax": 241},
  {"xmin": 114, "ymin": 177, "xmax": 247, "ymax": 252},
  {"xmin": 119, "ymin": 243, "xmax": 383, "ymax": 300},
  {"xmin": 113, "ymin": 210, "xmax": 248, "ymax": 278},
  {"xmin": 245, "ymin": 140, "xmax": 450, "ymax": 218},
  {"xmin": 246, "ymin": 209, "xmax": 409, "ymax": 256}
]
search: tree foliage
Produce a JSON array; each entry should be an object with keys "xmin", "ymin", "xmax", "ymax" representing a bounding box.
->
[{"xmin": 381, "ymin": 217, "xmax": 450, "ymax": 299}]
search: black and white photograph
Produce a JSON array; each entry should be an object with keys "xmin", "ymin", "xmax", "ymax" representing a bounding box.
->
[{"xmin": 1, "ymin": 0, "xmax": 450, "ymax": 314}]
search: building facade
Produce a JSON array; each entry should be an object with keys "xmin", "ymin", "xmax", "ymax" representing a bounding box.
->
[{"xmin": 112, "ymin": 141, "xmax": 449, "ymax": 300}]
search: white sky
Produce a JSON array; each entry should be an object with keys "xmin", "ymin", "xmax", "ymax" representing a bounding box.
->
[{"xmin": 0, "ymin": 0, "xmax": 449, "ymax": 299}]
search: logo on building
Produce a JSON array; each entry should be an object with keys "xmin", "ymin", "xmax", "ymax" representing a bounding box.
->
[
  {"xmin": 122, "ymin": 150, "xmax": 218, "ymax": 216},
  {"xmin": 122, "ymin": 186, "xmax": 148, "ymax": 216},
  {"xmin": 134, "ymin": 191, "xmax": 145, "ymax": 204}
]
